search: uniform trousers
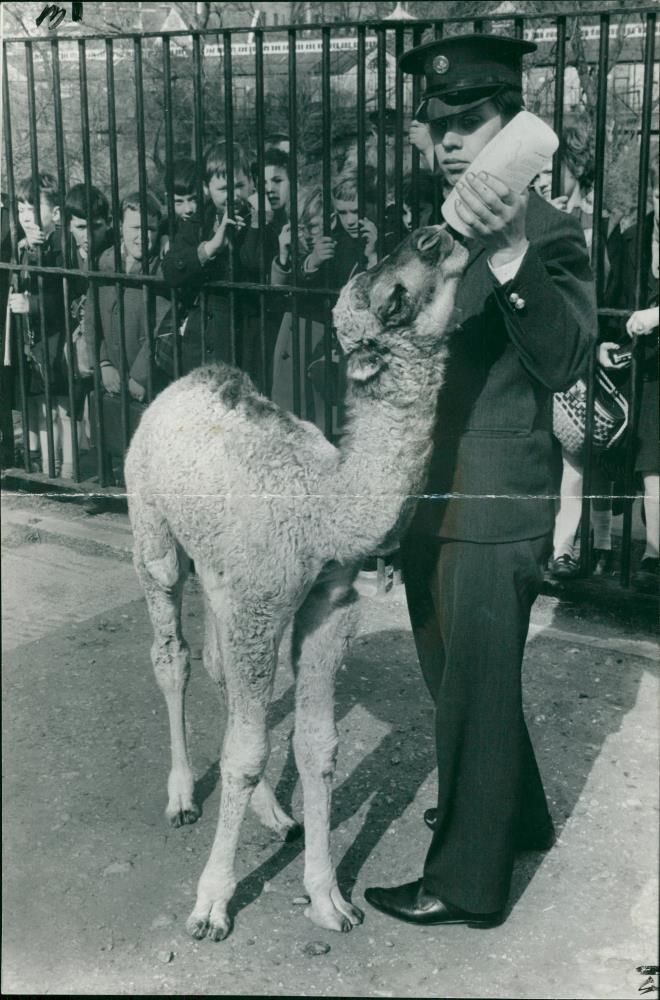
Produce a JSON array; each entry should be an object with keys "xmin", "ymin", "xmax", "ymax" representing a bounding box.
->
[{"xmin": 401, "ymin": 531, "xmax": 553, "ymax": 914}]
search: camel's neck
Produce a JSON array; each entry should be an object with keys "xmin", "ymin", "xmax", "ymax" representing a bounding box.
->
[{"xmin": 325, "ymin": 348, "xmax": 448, "ymax": 563}]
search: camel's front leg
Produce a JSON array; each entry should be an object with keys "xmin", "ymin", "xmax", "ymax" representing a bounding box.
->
[{"xmin": 292, "ymin": 570, "xmax": 364, "ymax": 932}]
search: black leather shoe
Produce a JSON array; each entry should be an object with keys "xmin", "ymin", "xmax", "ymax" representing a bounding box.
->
[
  {"xmin": 364, "ymin": 879, "xmax": 503, "ymax": 927},
  {"xmin": 423, "ymin": 807, "xmax": 438, "ymax": 831},
  {"xmin": 423, "ymin": 808, "xmax": 555, "ymax": 851}
]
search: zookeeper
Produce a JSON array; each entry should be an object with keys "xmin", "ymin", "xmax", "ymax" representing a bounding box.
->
[{"xmin": 365, "ymin": 33, "xmax": 597, "ymax": 927}]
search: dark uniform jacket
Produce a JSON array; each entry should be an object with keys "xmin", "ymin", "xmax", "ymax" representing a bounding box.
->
[{"xmin": 411, "ymin": 191, "xmax": 597, "ymax": 543}]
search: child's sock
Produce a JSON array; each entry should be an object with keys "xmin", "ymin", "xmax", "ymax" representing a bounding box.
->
[{"xmin": 592, "ymin": 507, "xmax": 612, "ymax": 550}]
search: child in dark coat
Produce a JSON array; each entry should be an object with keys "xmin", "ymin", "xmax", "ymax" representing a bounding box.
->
[
  {"xmin": 9, "ymin": 172, "xmax": 68, "ymax": 474},
  {"xmin": 240, "ymin": 148, "xmax": 292, "ymax": 390},
  {"xmin": 61, "ymin": 182, "xmax": 112, "ymax": 475},
  {"xmin": 84, "ymin": 190, "xmax": 170, "ymax": 477},
  {"xmin": 162, "ymin": 142, "xmax": 251, "ymax": 373}
]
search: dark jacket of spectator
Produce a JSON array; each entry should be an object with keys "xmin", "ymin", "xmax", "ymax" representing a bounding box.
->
[
  {"xmin": 162, "ymin": 202, "xmax": 249, "ymax": 371},
  {"xmin": 94, "ymin": 246, "xmax": 170, "ymax": 390},
  {"xmin": 603, "ymin": 210, "xmax": 658, "ymax": 475},
  {"xmin": 15, "ymin": 229, "xmax": 67, "ymax": 396}
]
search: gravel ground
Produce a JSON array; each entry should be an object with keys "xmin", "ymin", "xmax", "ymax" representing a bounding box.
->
[{"xmin": 1, "ymin": 493, "xmax": 658, "ymax": 998}]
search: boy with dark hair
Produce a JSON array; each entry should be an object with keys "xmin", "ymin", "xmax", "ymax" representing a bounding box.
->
[
  {"xmin": 62, "ymin": 182, "xmax": 112, "ymax": 473},
  {"xmin": 163, "ymin": 141, "xmax": 251, "ymax": 372},
  {"xmin": 171, "ymin": 157, "xmax": 199, "ymax": 224},
  {"xmin": 240, "ymin": 147, "xmax": 291, "ymax": 389},
  {"xmin": 64, "ymin": 183, "xmax": 111, "ymax": 264},
  {"xmin": 384, "ymin": 171, "xmax": 437, "ymax": 255},
  {"xmin": 241, "ymin": 148, "xmax": 291, "ymax": 275},
  {"xmin": 9, "ymin": 171, "xmax": 69, "ymax": 475}
]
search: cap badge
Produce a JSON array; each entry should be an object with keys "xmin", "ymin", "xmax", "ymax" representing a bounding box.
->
[{"xmin": 433, "ymin": 54, "xmax": 450, "ymax": 74}]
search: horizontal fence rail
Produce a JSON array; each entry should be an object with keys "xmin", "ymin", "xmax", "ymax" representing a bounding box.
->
[{"xmin": 1, "ymin": 7, "xmax": 658, "ymax": 588}]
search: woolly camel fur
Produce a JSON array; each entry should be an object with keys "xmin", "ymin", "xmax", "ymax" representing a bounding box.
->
[{"xmin": 124, "ymin": 225, "xmax": 467, "ymax": 941}]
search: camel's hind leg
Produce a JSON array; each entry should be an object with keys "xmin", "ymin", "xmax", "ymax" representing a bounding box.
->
[
  {"xmin": 201, "ymin": 590, "xmax": 299, "ymax": 841},
  {"xmin": 132, "ymin": 501, "xmax": 198, "ymax": 827},
  {"xmin": 292, "ymin": 565, "xmax": 364, "ymax": 932},
  {"xmin": 187, "ymin": 576, "xmax": 281, "ymax": 942}
]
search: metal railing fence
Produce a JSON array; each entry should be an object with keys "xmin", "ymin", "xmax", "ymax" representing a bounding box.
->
[{"xmin": 1, "ymin": 5, "xmax": 658, "ymax": 586}]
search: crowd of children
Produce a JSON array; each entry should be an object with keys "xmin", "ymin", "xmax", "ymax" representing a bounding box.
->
[{"xmin": 4, "ymin": 125, "xmax": 435, "ymax": 479}]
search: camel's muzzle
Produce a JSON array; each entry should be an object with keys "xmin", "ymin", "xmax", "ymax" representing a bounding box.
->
[{"xmin": 415, "ymin": 225, "xmax": 454, "ymax": 259}]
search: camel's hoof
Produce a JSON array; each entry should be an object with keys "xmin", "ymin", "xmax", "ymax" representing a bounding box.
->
[
  {"xmin": 186, "ymin": 903, "xmax": 232, "ymax": 942},
  {"xmin": 284, "ymin": 821, "xmax": 303, "ymax": 843},
  {"xmin": 207, "ymin": 917, "xmax": 232, "ymax": 942},
  {"xmin": 186, "ymin": 915, "xmax": 208, "ymax": 940},
  {"xmin": 167, "ymin": 804, "xmax": 200, "ymax": 828},
  {"xmin": 304, "ymin": 900, "xmax": 364, "ymax": 932}
]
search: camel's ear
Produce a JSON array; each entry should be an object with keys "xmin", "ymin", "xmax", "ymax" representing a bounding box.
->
[{"xmin": 376, "ymin": 282, "xmax": 413, "ymax": 328}]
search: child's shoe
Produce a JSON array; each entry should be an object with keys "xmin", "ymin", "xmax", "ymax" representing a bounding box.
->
[{"xmin": 591, "ymin": 548, "xmax": 614, "ymax": 576}]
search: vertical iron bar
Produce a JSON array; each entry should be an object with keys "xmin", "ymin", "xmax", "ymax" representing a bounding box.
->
[
  {"xmin": 26, "ymin": 40, "xmax": 56, "ymax": 478},
  {"xmin": 356, "ymin": 24, "xmax": 366, "ymax": 225},
  {"xmin": 376, "ymin": 26, "xmax": 386, "ymax": 262},
  {"xmin": 222, "ymin": 30, "xmax": 238, "ymax": 370},
  {"xmin": 106, "ymin": 38, "xmax": 129, "ymax": 454},
  {"xmin": 394, "ymin": 26, "xmax": 405, "ymax": 247},
  {"xmin": 255, "ymin": 28, "xmax": 267, "ymax": 388},
  {"xmin": 321, "ymin": 26, "xmax": 333, "ymax": 437},
  {"xmin": 192, "ymin": 33, "xmax": 207, "ymax": 365},
  {"xmin": 514, "ymin": 17, "xmax": 524, "ymax": 40},
  {"xmin": 191, "ymin": 33, "xmax": 205, "ymax": 223},
  {"xmin": 410, "ymin": 24, "xmax": 424, "ymax": 230},
  {"xmin": 426, "ymin": 21, "xmax": 444, "ymax": 223},
  {"xmin": 2, "ymin": 43, "xmax": 30, "ymax": 470},
  {"xmin": 578, "ymin": 12, "xmax": 610, "ymax": 577},
  {"xmin": 162, "ymin": 36, "xmax": 181, "ymax": 380},
  {"xmin": 80, "ymin": 38, "xmax": 107, "ymax": 486},
  {"xmin": 551, "ymin": 16, "xmax": 566, "ymax": 199},
  {"xmin": 288, "ymin": 27, "xmax": 301, "ymax": 417},
  {"xmin": 51, "ymin": 38, "xmax": 80, "ymax": 482},
  {"xmin": 621, "ymin": 10, "xmax": 656, "ymax": 586},
  {"xmin": 134, "ymin": 35, "xmax": 154, "ymax": 409}
]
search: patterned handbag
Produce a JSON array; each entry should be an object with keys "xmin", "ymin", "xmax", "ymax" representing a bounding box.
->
[{"xmin": 552, "ymin": 368, "xmax": 629, "ymax": 456}]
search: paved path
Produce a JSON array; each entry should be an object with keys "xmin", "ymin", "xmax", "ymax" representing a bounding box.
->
[{"xmin": 1, "ymin": 493, "xmax": 658, "ymax": 998}]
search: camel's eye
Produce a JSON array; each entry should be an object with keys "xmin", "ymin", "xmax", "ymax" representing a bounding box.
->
[{"xmin": 378, "ymin": 283, "xmax": 412, "ymax": 326}]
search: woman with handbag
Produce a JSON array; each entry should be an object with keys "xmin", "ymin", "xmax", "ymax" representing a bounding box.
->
[
  {"xmin": 601, "ymin": 160, "xmax": 659, "ymax": 592},
  {"xmin": 546, "ymin": 122, "xmax": 618, "ymax": 578}
]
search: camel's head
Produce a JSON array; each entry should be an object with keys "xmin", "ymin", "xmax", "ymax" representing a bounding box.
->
[{"xmin": 333, "ymin": 225, "xmax": 467, "ymax": 383}]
